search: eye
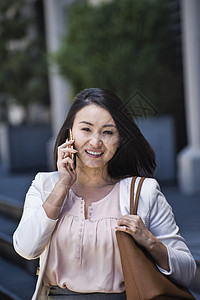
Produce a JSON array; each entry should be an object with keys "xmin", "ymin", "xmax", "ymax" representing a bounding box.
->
[
  {"xmin": 103, "ymin": 130, "xmax": 113, "ymax": 135},
  {"xmin": 81, "ymin": 127, "xmax": 91, "ymax": 132}
]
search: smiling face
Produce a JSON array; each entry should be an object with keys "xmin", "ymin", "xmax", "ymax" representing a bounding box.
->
[{"xmin": 72, "ymin": 104, "xmax": 120, "ymax": 171}]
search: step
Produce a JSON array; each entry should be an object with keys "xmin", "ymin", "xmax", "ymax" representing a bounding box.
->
[
  {"xmin": 0, "ymin": 214, "xmax": 38, "ymax": 275},
  {"xmin": 0, "ymin": 196, "xmax": 22, "ymax": 220},
  {"xmin": 0, "ymin": 256, "xmax": 37, "ymax": 300},
  {"xmin": 0, "ymin": 285, "xmax": 22, "ymax": 300},
  {"xmin": 190, "ymin": 260, "xmax": 200, "ymax": 296},
  {"xmin": 0, "ymin": 213, "xmax": 18, "ymax": 236}
]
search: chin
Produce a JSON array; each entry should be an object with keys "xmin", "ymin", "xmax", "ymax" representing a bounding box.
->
[
  {"xmin": 79, "ymin": 159, "xmax": 106, "ymax": 169},
  {"xmin": 85, "ymin": 162, "xmax": 105, "ymax": 169},
  {"xmin": 77, "ymin": 154, "xmax": 110, "ymax": 169}
]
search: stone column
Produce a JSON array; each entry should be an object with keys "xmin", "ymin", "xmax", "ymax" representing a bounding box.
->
[
  {"xmin": 43, "ymin": 0, "xmax": 71, "ymax": 137},
  {"xmin": 177, "ymin": 0, "xmax": 200, "ymax": 195}
]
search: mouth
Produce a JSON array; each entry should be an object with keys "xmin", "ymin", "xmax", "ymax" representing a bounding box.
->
[{"xmin": 85, "ymin": 149, "xmax": 104, "ymax": 158}]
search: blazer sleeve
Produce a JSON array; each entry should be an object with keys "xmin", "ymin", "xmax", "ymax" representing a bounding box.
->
[
  {"xmin": 13, "ymin": 173, "xmax": 58, "ymax": 260},
  {"xmin": 143, "ymin": 178, "xmax": 196, "ymax": 287}
]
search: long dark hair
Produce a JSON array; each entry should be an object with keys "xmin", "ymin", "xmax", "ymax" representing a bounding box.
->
[{"xmin": 53, "ymin": 88, "xmax": 156, "ymax": 178}]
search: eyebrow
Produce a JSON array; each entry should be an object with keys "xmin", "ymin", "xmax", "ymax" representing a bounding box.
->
[{"xmin": 79, "ymin": 121, "xmax": 116, "ymax": 128}]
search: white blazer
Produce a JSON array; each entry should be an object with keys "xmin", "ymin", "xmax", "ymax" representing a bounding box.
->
[{"xmin": 13, "ymin": 172, "xmax": 196, "ymax": 300}]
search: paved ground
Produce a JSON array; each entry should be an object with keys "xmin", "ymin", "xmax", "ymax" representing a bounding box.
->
[{"xmin": 0, "ymin": 168, "xmax": 200, "ymax": 298}]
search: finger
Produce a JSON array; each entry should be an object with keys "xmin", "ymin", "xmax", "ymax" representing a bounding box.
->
[
  {"xmin": 115, "ymin": 225, "xmax": 127, "ymax": 231},
  {"xmin": 58, "ymin": 148, "xmax": 78, "ymax": 160},
  {"xmin": 58, "ymin": 139, "xmax": 75, "ymax": 149},
  {"xmin": 119, "ymin": 215, "xmax": 140, "ymax": 223},
  {"xmin": 115, "ymin": 225, "xmax": 133, "ymax": 236},
  {"xmin": 63, "ymin": 149, "xmax": 78, "ymax": 159},
  {"xmin": 62, "ymin": 148, "xmax": 77, "ymax": 153},
  {"xmin": 58, "ymin": 162, "xmax": 75, "ymax": 175},
  {"xmin": 60, "ymin": 156, "xmax": 74, "ymax": 166},
  {"xmin": 59, "ymin": 148, "xmax": 77, "ymax": 155},
  {"xmin": 67, "ymin": 158, "xmax": 76, "ymax": 172},
  {"xmin": 68, "ymin": 159, "xmax": 76, "ymax": 172},
  {"xmin": 120, "ymin": 214, "xmax": 138, "ymax": 220},
  {"xmin": 117, "ymin": 218, "xmax": 131, "ymax": 227}
]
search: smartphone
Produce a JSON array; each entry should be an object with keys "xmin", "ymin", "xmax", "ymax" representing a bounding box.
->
[{"xmin": 69, "ymin": 128, "xmax": 75, "ymax": 162}]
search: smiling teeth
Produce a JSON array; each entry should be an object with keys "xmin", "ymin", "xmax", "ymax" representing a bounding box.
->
[{"xmin": 86, "ymin": 150, "xmax": 102, "ymax": 155}]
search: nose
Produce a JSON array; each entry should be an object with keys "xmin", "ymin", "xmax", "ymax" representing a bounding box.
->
[{"xmin": 89, "ymin": 133, "xmax": 102, "ymax": 147}]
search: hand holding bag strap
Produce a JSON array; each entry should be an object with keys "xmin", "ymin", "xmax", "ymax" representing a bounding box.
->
[{"xmin": 116, "ymin": 176, "xmax": 196, "ymax": 300}]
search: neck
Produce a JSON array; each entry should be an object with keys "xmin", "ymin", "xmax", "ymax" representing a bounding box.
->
[{"xmin": 75, "ymin": 160, "xmax": 113, "ymax": 188}]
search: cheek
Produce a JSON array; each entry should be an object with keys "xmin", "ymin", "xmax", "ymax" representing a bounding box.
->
[
  {"xmin": 108, "ymin": 139, "xmax": 120, "ymax": 154},
  {"xmin": 112, "ymin": 135, "xmax": 120, "ymax": 147},
  {"xmin": 73, "ymin": 135, "xmax": 86, "ymax": 152},
  {"xmin": 74, "ymin": 140, "xmax": 82, "ymax": 152}
]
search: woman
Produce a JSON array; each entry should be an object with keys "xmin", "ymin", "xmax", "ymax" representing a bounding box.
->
[{"xmin": 13, "ymin": 88, "xmax": 196, "ymax": 300}]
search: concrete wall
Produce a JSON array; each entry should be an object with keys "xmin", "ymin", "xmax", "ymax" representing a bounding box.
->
[
  {"xmin": 137, "ymin": 116, "xmax": 176, "ymax": 182},
  {"xmin": 0, "ymin": 124, "xmax": 51, "ymax": 172}
]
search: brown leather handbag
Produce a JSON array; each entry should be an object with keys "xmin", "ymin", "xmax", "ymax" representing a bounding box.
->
[{"xmin": 116, "ymin": 176, "xmax": 196, "ymax": 300}]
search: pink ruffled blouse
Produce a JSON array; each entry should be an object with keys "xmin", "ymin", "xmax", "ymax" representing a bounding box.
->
[{"xmin": 43, "ymin": 182, "xmax": 125, "ymax": 293}]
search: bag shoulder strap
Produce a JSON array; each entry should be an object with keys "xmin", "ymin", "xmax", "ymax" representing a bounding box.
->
[{"xmin": 130, "ymin": 176, "xmax": 145, "ymax": 215}]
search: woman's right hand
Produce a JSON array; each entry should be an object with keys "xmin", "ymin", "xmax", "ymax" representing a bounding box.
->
[
  {"xmin": 42, "ymin": 139, "xmax": 78, "ymax": 220},
  {"xmin": 57, "ymin": 139, "xmax": 78, "ymax": 188}
]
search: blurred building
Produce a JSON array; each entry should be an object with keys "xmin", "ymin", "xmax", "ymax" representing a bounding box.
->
[
  {"xmin": 1, "ymin": 0, "xmax": 198, "ymax": 191},
  {"xmin": 43, "ymin": 0, "xmax": 200, "ymax": 194},
  {"xmin": 177, "ymin": 0, "xmax": 200, "ymax": 195}
]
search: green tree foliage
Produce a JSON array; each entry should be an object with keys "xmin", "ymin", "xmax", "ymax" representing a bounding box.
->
[
  {"xmin": 54, "ymin": 0, "xmax": 183, "ymax": 116},
  {"xmin": 0, "ymin": 0, "xmax": 48, "ymax": 109}
]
